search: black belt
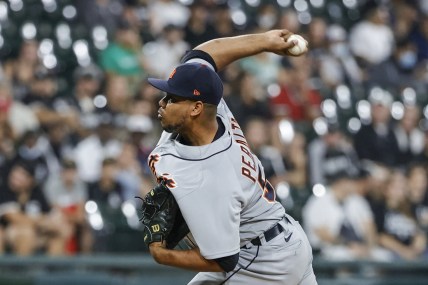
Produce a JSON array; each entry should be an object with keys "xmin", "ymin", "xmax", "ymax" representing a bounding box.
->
[{"xmin": 245, "ymin": 217, "xmax": 291, "ymax": 247}]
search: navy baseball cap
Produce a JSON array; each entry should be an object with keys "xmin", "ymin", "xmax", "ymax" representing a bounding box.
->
[{"xmin": 148, "ymin": 62, "xmax": 223, "ymax": 106}]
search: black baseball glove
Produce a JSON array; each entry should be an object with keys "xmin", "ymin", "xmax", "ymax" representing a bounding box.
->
[{"xmin": 138, "ymin": 181, "xmax": 189, "ymax": 248}]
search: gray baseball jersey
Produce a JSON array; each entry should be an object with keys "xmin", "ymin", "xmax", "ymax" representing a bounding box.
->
[{"xmin": 149, "ymin": 99, "xmax": 285, "ymax": 259}]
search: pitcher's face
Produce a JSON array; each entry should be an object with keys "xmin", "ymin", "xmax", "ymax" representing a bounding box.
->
[{"xmin": 158, "ymin": 93, "xmax": 195, "ymax": 133}]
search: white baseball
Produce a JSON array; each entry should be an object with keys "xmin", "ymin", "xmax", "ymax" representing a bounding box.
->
[{"xmin": 286, "ymin": 34, "xmax": 307, "ymax": 56}]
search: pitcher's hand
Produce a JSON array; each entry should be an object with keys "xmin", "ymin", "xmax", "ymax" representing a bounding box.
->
[{"xmin": 263, "ymin": 29, "xmax": 308, "ymax": 57}]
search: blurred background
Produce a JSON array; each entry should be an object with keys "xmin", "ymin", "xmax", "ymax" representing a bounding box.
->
[{"xmin": 0, "ymin": 0, "xmax": 428, "ymax": 284}]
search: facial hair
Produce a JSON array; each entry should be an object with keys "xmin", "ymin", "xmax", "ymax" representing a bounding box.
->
[{"xmin": 162, "ymin": 115, "xmax": 186, "ymax": 134}]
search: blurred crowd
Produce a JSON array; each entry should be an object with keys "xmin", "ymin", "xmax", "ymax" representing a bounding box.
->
[{"xmin": 0, "ymin": 0, "xmax": 428, "ymax": 262}]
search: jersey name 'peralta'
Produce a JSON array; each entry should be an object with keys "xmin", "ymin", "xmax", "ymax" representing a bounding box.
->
[{"xmin": 148, "ymin": 99, "xmax": 285, "ymax": 260}]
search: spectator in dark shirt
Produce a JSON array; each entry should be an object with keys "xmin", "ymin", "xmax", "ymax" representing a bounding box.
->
[
  {"xmin": 407, "ymin": 164, "xmax": 428, "ymax": 232},
  {"xmin": 354, "ymin": 88, "xmax": 400, "ymax": 166},
  {"xmin": 69, "ymin": 64, "xmax": 104, "ymax": 116},
  {"xmin": 0, "ymin": 161, "xmax": 71, "ymax": 255},
  {"xmin": 411, "ymin": 14, "xmax": 428, "ymax": 62},
  {"xmin": 309, "ymin": 123, "xmax": 361, "ymax": 186},
  {"xmin": 368, "ymin": 39, "xmax": 420, "ymax": 93},
  {"xmin": 376, "ymin": 170, "xmax": 426, "ymax": 260},
  {"xmin": 225, "ymin": 71, "xmax": 271, "ymax": 128},
  {"xmin": 184, "ymin": 3, "xmax": 218, "ymax": 48},
  {"xmin": 3, "ymin": 40, "xmax": 40, "ymax": 101},
  {"xmin": 61, "ymin": 64, "xmax": 104, "ymax": 144},
  {"xmin": 211, "ymin": 4, "xmax": 236, "ymax": 38},
  {"xmin": 14, "ymin": 130, "xmax": 49, "ymax": 184},
  {"xmin": 88, "ymin": 158, "xmax": 124, "ymax": 209},
  {"xmin": 23, "ymin": 67, "xmax": 79, "ymax": 131},
  {"xmin": 86, "ymin": 157, "xmax": 126, "ymax": 252},
  {"xmin": 393, "ymin": 104, "xmax": 424, "ymax": 166},
  {"xmin": 42, "ymin": 121, "xmax": 75, "ymax": 174},
  {"xmin": 76, "ymin": 0, "xmax": 122, "ymax": 38}
]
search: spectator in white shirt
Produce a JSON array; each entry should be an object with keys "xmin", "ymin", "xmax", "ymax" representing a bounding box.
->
[
  {"xmin": 303, "ymin": 169, "xmax": 391, "ymax": 261},
  {"xmin": 349, "ymin": 2, "xmax": 394, "ymax": 66},
  {"xmin": 74, "ymin": 117, "xmax": 122, "ymax": 183}
]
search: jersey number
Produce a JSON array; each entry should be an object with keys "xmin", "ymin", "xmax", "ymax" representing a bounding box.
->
[{"xmin": 257, "ymin": 166, "xmax": 276, "ymax": 203}]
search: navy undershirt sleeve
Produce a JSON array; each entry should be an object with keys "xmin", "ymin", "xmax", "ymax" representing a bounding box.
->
[
  {"xmin": 181, "ymin": 50, "xmax": 218, "ymax": 72},
  {"xmin": 214, "ymin": 252, "xmax": 239, "ymax": 272}
]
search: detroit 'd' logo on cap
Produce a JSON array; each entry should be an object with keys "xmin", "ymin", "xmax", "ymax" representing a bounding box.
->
[
  {"xmin": 169, "ymin": 68, "xmax": 177, "ymax": 79},
  {"xmin": 193, "ymin": 89, "xmax": 200, "ymax": 96}
]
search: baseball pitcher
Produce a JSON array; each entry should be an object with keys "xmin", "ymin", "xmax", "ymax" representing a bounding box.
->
[{"xmin": 139, "ymin": 29, "xmax": 317, "ymax": 285}]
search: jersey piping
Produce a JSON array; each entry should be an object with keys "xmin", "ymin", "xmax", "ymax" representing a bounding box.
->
[{"xmin": 161, "ymin": 134, "xmax": 233, "ymax": 162}]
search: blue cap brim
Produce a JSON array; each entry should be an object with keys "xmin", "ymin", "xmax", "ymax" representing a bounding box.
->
[
  {"xmin": 147, "ymin": 78, "xmax": 172, "ymax": 94},
  {"xmin": 148, "ymin": 78, "xmax": 194, "ymax": 100}
]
